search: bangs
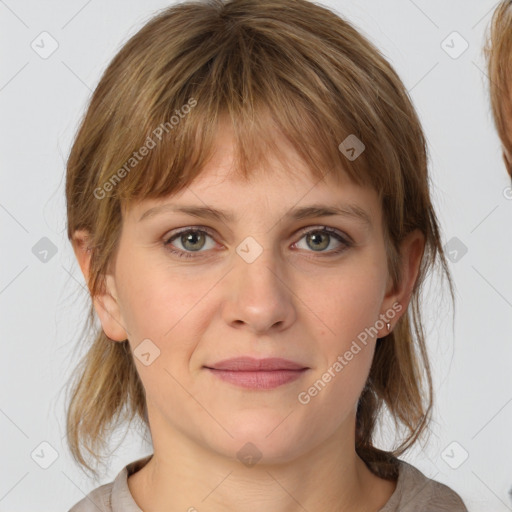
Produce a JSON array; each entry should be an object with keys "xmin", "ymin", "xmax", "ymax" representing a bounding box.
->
[
  {"xmin": 115, "ymin": 98, "xmax": 370, "ymax": 206},
  {"xmin": 88, "ymin": 1, "xmax": 409, "ymax": 210},
  {"xmin": 103, "ymin": 69, "xmax": 374, "ymax": 209}
]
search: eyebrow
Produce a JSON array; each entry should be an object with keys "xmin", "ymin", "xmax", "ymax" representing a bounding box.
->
[{"xmin": 138, "ymin": 202, "xmax": 372, "ymax": 227}]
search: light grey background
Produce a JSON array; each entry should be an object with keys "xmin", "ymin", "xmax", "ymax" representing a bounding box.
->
[{"xmin": 1, "ymin": 1, "xmax": 511, "ymax": 510}]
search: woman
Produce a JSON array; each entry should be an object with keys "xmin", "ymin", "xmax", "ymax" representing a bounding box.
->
[{"xmin": 65, "ymin": 0, "xmax": 468, "ymax": 510}]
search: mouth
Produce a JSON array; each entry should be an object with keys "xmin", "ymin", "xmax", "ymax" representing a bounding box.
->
[{"xmin": 204, "ymin": 357, "xmax": 309, "ymax": 390}]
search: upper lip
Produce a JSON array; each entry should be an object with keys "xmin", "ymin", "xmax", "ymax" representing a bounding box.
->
[{"xmin": 205, "ymin": 357, "xmax": 308, "ymax": 371}]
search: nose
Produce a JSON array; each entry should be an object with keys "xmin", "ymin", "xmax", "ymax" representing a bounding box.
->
[{"xmin": 221, "ymin": 243, "xmax": 297, "ymax": 334}]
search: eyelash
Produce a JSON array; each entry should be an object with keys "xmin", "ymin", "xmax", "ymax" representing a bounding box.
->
[{"xmin": 163, "ymin": 225, "xmax": 353, "ymax": 259}]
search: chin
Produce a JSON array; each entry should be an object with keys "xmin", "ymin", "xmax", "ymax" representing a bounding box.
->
[{"xmin": 206, "ymin": 412, "xmax": 309, "ymax": 466}]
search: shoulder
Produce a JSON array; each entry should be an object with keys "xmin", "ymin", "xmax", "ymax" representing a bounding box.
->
[
  {"xmin": 67, "ymin": 481, "xmax": 114, "ymax": 512},
  {"xmin": 379, "ymin": 459, "xmax": 468, "ymax": 512},
  {"xmin": 66, "ymin": 455, "xmax": 152, "ymax": 512}
]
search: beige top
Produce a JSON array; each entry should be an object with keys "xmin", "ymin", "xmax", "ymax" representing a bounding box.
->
[{"xmin": 68, "ymin": 455, "xmax": 468, "ymax": 511}]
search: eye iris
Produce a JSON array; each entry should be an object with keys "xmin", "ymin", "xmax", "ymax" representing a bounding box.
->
[
  {"xmin": 307, "ymin": 231, "xmax": 329, "ymax": 251},
  {"xmin": 182, "ymin": 231, "xmax": 206, "ymax": 251}
]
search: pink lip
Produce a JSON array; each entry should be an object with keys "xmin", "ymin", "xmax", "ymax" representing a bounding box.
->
[
  {"xmin": 204, "ymin": 357, "xmax": 309, "ymax": 390},
  {"xmin": 205, "ymin": 357, "xmax": 307, "ymax": 371}
]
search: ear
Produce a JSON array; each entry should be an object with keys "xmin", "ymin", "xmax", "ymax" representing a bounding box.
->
[
  {"xmin": 378, "ymin": 229, "xmax": 425, "ymax": 336},
  {"xmin": 71, "ymin": 229, "xmax": 128, "ymax": 342}
]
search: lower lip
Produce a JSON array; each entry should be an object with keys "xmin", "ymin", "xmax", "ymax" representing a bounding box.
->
[{"xmin": 206, "ymin": 368, "xmax": 307, "ymax": 389}]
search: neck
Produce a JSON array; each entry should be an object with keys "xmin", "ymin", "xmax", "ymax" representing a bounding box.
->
[{"xmin": 127, "ymin": 413, "xmax": 396, "ymax": 512}]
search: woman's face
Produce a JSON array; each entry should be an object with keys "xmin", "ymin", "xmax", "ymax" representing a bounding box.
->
[{"xmin": 102, "ymin": 124, "xmax": 412, "ymax": 464}]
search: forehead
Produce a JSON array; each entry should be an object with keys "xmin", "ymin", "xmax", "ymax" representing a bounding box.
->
[
  {"xmin": 128, "ymin": 148, "xmax": 380, "ymax": 232},
  {"xmin": 184, "ymin": 115, "xmax": 354, "ymax": 189},
  {"xmin": 120, "ymin": 110, "xmax": 382, "ymax": 232},
  {"xmin": 123, "ymin": 115, "xmax": 382, "ymax": 226}
]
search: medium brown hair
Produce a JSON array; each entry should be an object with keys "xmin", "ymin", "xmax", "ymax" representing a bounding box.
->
[
  {"xmin": 65, "ymin": 0, "xmax": 454, "ymax": 479},
  {"xmin": 485, "ymin": 0, "xmax": 512, "ymax": 177}
]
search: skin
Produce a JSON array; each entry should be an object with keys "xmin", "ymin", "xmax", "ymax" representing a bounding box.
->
[{"xmin": 73, "ymin": 121, "xmax": 424, "ymax": 512}]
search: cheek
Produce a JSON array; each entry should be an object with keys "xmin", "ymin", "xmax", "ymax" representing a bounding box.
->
[
  {"xmin": 298, "ymin": 257, "xmax": 387, "ymax": 406},
  {"xmin": 114, "ymin": 264, "xmax": 208, "ymax": 400},
  {"xmin": 115, "ymin": 248, "xmax": 198, "ymax": 335},
  {"xmin": 307, "ymin": 258, "xmax": 387, "ymax": 349},
  {"xmin": 114, "ymin": 251, "xmax": 220, "ymax": 376}
]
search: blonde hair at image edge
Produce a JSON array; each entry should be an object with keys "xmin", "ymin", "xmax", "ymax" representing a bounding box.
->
[
  {"xmin": 64, "ymin": 0, "xmax": 455, "ymax": 480},
  {"xmin": 486, "ymin": 0, "xmax": 512, "ymax": 178}
]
